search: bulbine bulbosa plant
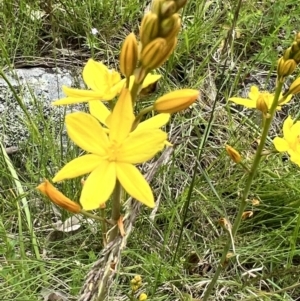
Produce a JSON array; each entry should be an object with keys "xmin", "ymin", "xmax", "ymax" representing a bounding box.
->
[{"xmin": 35, "ymin": 0, "xmax": 300, "ymax": 299}]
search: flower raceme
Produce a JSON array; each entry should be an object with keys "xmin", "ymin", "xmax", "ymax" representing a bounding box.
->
[
  {"xmin": 52, "ymin": 59, "xmax": 161, "ymax": 106},
  {"xmin": 273, "ymin": 116, "xmax": 300, "ymax": 166},
  {"xmin": 52, "ymin": 88, "xmax": 170, "ymax": 210},
  {"xmin": 229, "ymin": 86, "xmax": 292, "ymax": 111}
]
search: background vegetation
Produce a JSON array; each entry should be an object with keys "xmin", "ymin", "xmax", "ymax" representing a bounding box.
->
[{"xmin": 1, "ymin": 0, "xmax": 300, "ymax": 300}]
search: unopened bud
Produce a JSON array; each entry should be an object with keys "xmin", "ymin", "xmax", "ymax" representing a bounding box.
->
[
  {"xmin": 288, "ymin": 77, "xmax": 300, "ymax": 95},
  {"xmin": 37, "ymin": 180, "xmax": 81, "ymax": 213},
  {"xmin": 139, "ymin": 293, "xmax": 148, "ymax": 301},
  {"xmin": 283, "ymin": 47, "xmax": 292, "ymax": 60},
  {"xmin": 154, "ymin": 89, "xmax": 199, "ymax": 113},
  {"xmin": 140, "ymin": 13, "xmax": 159, "ymax": 47},
  {"xmin": 151, "ymin": 0, "xmax": 164, "ymax": 15},
  {"xmin": 160, "ymin": 14, "xmax": 181, "ymax": 40},
  {"xmin": 277, "ymin": 58, "xmax": 297, "ymax": 78},
  {"xmin": 256, "ymin": 95, "xmax": 268, "ymax": 114},
  {"xmin": 141, "ymin": 37, "xmax": 177, "ymax": 70},
  {"xmin": 120, "ymin": 33, "xmax": 138, "ymax": 78},
  {"xmin": 225, "ymin": 145, "xmax": 241, "ymax": 163},
  {"xmin": 161, "ymin": 1, "xmax": 177, "ymax": 18},
  {"xmin": 175, "ymin": 0, "xmax": 188, "ymax": 10}
]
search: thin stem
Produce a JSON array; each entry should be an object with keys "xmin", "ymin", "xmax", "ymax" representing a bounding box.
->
[
  {"xmin": 132, "ymin": 105, "xmax": 154, "ymax": 130},
  {"xmin": 80, "ymin": 210, "xmax": 114, "ymax": 225},
  {"xmin": 108, "ymin": 180, "xmax": 122, "ymax": 243},
  {"xmin": 202, "ymin": 81, "xmax": 284, "ymax": 300}
]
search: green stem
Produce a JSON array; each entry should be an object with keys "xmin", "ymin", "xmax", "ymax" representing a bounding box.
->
[
  {"xmin": 202, "ymin": 81, "xmax": 284, "ymax": 300},
  {"xmin": 108, "ymin": 180, "xmax": 122, "ymax": 243},
  {"xmin": 80, "ymin": 210, "xmax": 114, "ymax": 225},
  {"xmin": 132, "ymin": 105, "xmax": 154, "ymax": 130}
]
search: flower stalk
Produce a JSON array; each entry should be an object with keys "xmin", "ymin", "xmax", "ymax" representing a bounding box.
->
[{"xmin": 202, "ymin": 81, "xmax": 284, "ymax": 300}]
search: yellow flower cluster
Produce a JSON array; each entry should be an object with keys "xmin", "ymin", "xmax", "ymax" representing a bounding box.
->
[{"xmin": 37, "ymin": 0, "xmax": 199, "ymax": 212}]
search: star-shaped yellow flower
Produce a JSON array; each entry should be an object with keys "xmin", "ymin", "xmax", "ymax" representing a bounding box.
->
[
  {"xmin": 52, "ymin": 88, "xmax": 169, "ymax": 210},
  {"xmin": 52, "ymin": 59, "xmax": 161, "ymax": 105},
  {"xmin": 273, "ymin": 116, "xmax": 300, "ymax": 166},
  {"xmin": 229, "ymin": 86, "xmax": 292, "ymax": 110}
]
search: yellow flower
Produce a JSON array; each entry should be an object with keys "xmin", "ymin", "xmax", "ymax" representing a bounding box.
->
[
  {"xmin": 229, "ymin": 86, "xmax": 292, "ymax": 110},
  {"xmin": 52, "ymin": 59, "xmax": 161, "ymax": 106},
  {"xmin": 37, "ymin": 180, "xmax": 81, "ymax": 213},
  {"xmin": 52, "ymin": 89, "xmax": 169, "ymax": 210},
  {"xmin": 273, "ymin": 116, "xmax": 300, "ymax": 166},
  {"xmin": 88, "ymin": 101, "xmax": 170, "ymax": 133}
]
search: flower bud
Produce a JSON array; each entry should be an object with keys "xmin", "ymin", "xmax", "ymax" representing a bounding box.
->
[
  {"xmin": 161, "ymin": 1, "xmax": 177, "ymax": 18},
  {"xmin": 140, "ymin": 13, "xmax": 159, "ymax": 47},
  {"xmin": 139, "ymin": 293, "xmax": 148, "ymax": 301},
  {"xmin": 225, "ymin": 145, "xmax": 241, "ymax": 163},
  {"xmin": 154, "ymin": 89, "xmax": 199, "ymax": 113},
  {"xmin": 160, "ymin": 14, "xmax": 181, "ymax": 40},
  {"xmin": 37, "ymin": 180, "xmax": 81, "ymax": 213},
  {"xmin": 140, "ymin": 37, "xmax": 177, "ymax": 70},
  {"xmin": 277, "ymin": 58, "xmax": 297, "ymax": 78},
  {"xmin": 151, "ymin": 0, "xmax": 164, "ymax": 15},
  {"xmin": 256, "ymin": 95, "xmax": 268, "ymax": 114},
  {"xmin": 176, "ymin": 0, "xmax": 188, "ymax": 10},
  {"xmin": 288, "ymin": 77, "xmax": 300, "ymax": 95},
  {"xmin": 119, "ymin": 33, "xmax": 138, "ymax": 78},
  {"xmin": 283, "ymin": 47, "xmax": 292, "ymax": 60}
]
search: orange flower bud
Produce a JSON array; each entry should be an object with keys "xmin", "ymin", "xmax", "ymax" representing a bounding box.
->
[
  {"xmin": 140, "ymin": 38, "xmax": 166, "ymax": 69},
  {"xmin": 256, "ymin": 95, "xmax": 268, "ymax": 114},
  {"xmin": 140, "ymin": 13, "xmax": 159, "ymax": 47},
  {"xmin": 277, "ymin": 58, "xmax": 297, "ymax": 78},
  {"xmin": 225, "ymin": 145, "xmax": 241, "ymax": 163},
  {"xmin": 160, "ymin": 14, "xmax": 181, "ymax": 40},
  {"xmin": 288, "ymin": 77, "xmax": 300, "ymax": 95},
  {"xmin": 37, "ymin": 180, "xmax": 81, "ymax": 213},
  {"xmin": 161, "ymin": 1, "xmax": 177, "ymax": 18},
  {"xmin": 154, "ymin": 89, "xmax": 199, "ymax": 113},
  {"xmin": 119, "ymin": 33, "xmax": 138, "ymax": 78}
]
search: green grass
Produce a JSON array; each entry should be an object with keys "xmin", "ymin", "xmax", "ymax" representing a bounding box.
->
[{"xmin": 1, "ymin": 0, "xmax": 300, "ymax": 300}]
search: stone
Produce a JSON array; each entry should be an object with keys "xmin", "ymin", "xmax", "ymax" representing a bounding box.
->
[{"xmin": 0, "ymin": 67, "xmax": 84, "ymax": 147}]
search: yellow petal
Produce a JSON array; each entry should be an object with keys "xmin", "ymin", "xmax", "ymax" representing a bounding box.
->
[
  {"xmin": 65, "ymin": 112, "xmax": 109, "ymax": 155},
  {"xmin": 116, "ymin": 163, "xmax": 155, "ymax": 208},
  {"xmin": 228, "ymin": 97, "xmax": 256, "ymax": 108},
  {"xmin": 109, "ymin": 88, "xmax": 134, "ymax": 142},
  {"xmin": 248, "ymin": 86, "xmax": 259, "ymax": 100},
  {"xmin": 89, "ymin": 101, "xmax": 111, "ymax": 125},
  {"xmin": 121, "ymin": 129, "xmax": 167, "ymax": 163},
  {"xmin": 135, "ymin": 114, "xmax": 170, "ymax": 131},
  {"xmin": 52, "ymin": 86, "xmax": 105, "ymax": 105},
  {"xmin": 141, "ymin": 74, "xmax": 161, "ymax": 88},
  {"xmin": 83, "ymin": 59, "xmax": 109, "ymax": 92},
  {"xmin": 283, "ymin": 116, "xmax": 293, "ymax": 138},
  {"xmin": 279, "ymin": 93, "xmax": 293, "ymax": 105},
  {"xmin": 53, "ymin": 154, "xmax": 102, "ymax": 182},
  {"xmin": 273, "ymin": 137, "xmax": 289, "ymax": 152},
  {"xmin": 80, "ymin": 161, "xmax": 116, "ymax": 210}
]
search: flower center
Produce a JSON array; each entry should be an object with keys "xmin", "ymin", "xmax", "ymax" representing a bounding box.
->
[{"xmin": 107, "ymin": 140, "xmax": 121, "ymax": 161}]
